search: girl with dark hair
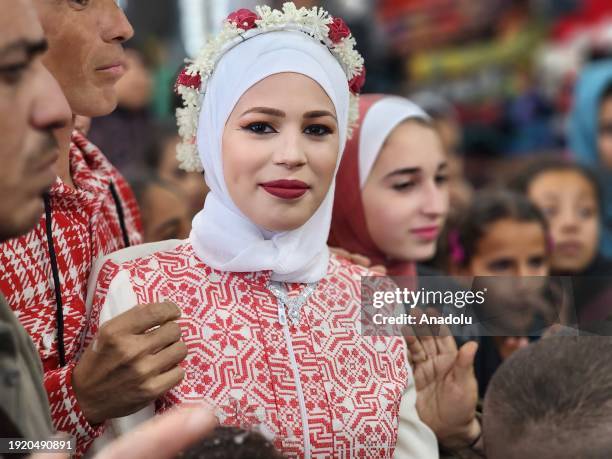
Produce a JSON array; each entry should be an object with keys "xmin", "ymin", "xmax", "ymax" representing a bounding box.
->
[
  {"xmin": 511, "ymin": 159, "xmax": 612, "ymax": 324},
  {"xmin": 447, "ymin": 189, "xmax": 552, "ymax": 396}
]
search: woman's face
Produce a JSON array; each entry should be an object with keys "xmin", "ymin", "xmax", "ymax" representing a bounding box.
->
[
  {"xmin": 528, "ymin": 170, "xmax": 599, "ymax": 273},
  {"xmin": 361, "ymin": 121, "xmax": 449, "ymax": 262},
  {"xmin": 598, "ymin": 95, "xmax": 612, "ymax": 168},
  {"xmin": 222, "ymin": 72, "xmax": 339, "ymax": 232}
]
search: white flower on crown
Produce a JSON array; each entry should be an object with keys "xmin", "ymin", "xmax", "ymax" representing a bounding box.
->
[{"xmin": 174, "ymin": 1, "xmax": 366, "ymax": 173}]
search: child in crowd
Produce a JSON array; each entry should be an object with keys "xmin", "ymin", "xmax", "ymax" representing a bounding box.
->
[
  {"xmin": 569, "ymin": 59, "xmax": 612, "ymax": 258},
  {"xmin": 483, "ymin": 336, "xmax": 612, "ymax": 459},
  {"xmin": 447, "ymin": 190, "xmax": 552, "ymax": 396},
  {"xmin": 144, "ymin": 122, "xmax": 209, "ymax": 220},
  {"xmin": 511, "ymin": 159, "xmax": 612, "ymax": 324},
  {"xmin": 128, "ymin": 173, "xmax": 191, "ymax": 243}
]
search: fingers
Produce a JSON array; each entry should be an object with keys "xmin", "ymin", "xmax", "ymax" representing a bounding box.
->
[
  {"xmin": 329, "ymin": 246, "xmax": 350, "ymax": 258},
  {"xmin": 424, "ymin": 308, "xmax": 457, "ymax": 355},
  {"xmin": 148, "ymin": 340, "xmax": 189, "ymax": 374},
  {"xmin": 369, "ymin": 264, "xmax": 387, "ymax": 275},
  {"xmin": 146, "ymin": 365, "xmax": 186, "ymax": 397},
  {"xmin": 405, "ymin": 331, "xmax": 428, "ymax": 366},
  {"xmin": 328, "ymin": 246, "xmax": 372, "ymax": 267},
  {"xmin": 349, "ymin": 253, "xmax": 372, "ymax": 267},
  {"xmin": 143, "ymin": 321, "xmax": 183, "ymax": 354},
  {"xmin": 95, "ymin": 406, "xmax": 216, "ymax": 459},
  {"xmin": 112, "ymin": 302, "xmax": 181, "ymax": 335},
  {"xmin": 453, "ymin": 341, "xmax": 478, "ymax": 381}
]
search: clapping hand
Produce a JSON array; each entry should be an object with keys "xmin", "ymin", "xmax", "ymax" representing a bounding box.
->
[{"xmin": 403, "ymin": 308, "xmax": 481, "ymax": 451}]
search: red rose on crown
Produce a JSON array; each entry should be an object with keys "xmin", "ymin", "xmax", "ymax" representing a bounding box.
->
[
  {"xmin": 227, "ymin": 8, "xmax": 259, "ymax": 31},
  {"xmin": 174, "ymin": 67, "xmax": 202, "ymax": 93},
  {"xmin": 328, "ymin": 17, "xmax": 351, "ymax": 43},
  {"xmin": 349, "ymin": 67, "xmax": 366, "ymax": 94}
]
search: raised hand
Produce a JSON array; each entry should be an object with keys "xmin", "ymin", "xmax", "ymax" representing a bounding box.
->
[
  {"xmin": 73, "ymin": 302, "xmax": 188, "ymax": 425},
  {"xmin": 403, "ymin": 308, "xmax": 480, "ymax": 450}
]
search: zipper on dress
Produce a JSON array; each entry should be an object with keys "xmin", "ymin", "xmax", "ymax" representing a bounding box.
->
[
  {"xmin": 278, "ymin": 300, "xmax": 311, "ymax": 458},
  {"xmin": 277, "ymin": 301, "xmax": 288, "ymax": 326}
]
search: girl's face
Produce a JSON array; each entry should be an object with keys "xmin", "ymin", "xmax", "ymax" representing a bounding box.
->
[
  {"xmin": 467, "ymin": 218, "xmax": 549, "ymax": 277},
  {"xmin": 222, "ymin": 72, "xmax": 339, "ymax": 232},
  {"xmin": 528, "ymin": 170, "xmax": 599, "ymax": 273},
  {"xmin": 466, "ymin": 219, "xmax": 550, "ymax": 337},
  {"xmin": 598, "ymin": 95, "xmax": 612, "ymax": 169},
  {"xmin": 362, "ymin": 121, "xmax": 449, "ymax": 261}
]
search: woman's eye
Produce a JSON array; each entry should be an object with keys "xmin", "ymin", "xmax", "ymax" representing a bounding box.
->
[
  {"xmin": 0, "ymin": 64, "xmax": 27, "ymax": 85},
  {"xmin": 542, "ymin": 207, "xmax": 557, "ymax": 218},
  {"xmin": 304, "ymin": 124, "xmax": 332, "ymax": 136},
  {"xmin": 435, "ymin": 174, "xmax": 449, "ymax": 185},
  {"xmin": 244, "ymin": 122, "xmax": 277, "ymax": 135},
  {"xmin": 69, "ymin": 0, "xmax": 90, "ymax": 10},
  {"xmin": 392, "ymin": 182, "xmax": 416, "ymax": 191}
]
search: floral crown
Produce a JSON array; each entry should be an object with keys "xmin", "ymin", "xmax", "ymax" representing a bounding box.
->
[{"xmin": 174, "ymin": 2, "xmax": 366, "ymax": 172}]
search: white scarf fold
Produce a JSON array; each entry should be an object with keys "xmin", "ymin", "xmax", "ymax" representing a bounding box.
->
[
  {"xmin": 190, "ymin": 31, "xmax": 349, "ymax": 283},
  {"xmin": 358, "ymin": 97, "xmax": 430, "ymax": 188}
]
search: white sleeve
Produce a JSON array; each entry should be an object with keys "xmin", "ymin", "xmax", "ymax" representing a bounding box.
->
[
  {"xmin": 86, "ymin": 271, "xmax": 156, "ymax": 457},
  {"xmin": 394, "ymin": 355, "xmax": 439, "ymax": 459}
]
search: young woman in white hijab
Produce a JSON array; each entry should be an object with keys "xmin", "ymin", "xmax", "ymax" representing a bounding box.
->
[{"xmin": 85, "ymin": 4, "xmax": 437, "ymax": 458}]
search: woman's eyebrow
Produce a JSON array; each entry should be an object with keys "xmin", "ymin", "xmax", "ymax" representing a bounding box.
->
[
  {"xmin": 385, "ymin": 167, "xmax": 420, "ymax": 179},
  {"xmin": 241, "ymin": 107, "xmax": 285, "ymax": 117},
  {"xmin": 304, "ymin": 110, "xmax": 337, "ymax": 121}
]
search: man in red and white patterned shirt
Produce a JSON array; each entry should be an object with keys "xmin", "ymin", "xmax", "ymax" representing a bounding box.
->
[{"xmin": 0, "ymin": 0, "xmax": 187, "ymax": 456}]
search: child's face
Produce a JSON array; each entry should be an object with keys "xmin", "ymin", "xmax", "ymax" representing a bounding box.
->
[
  {"xmin": 158, "ymin": 135, "xmax": 209, "ymax": 220},
  {"xmin": 362, "ymin": 121, "xmax": 449, "ymax": 262},
  {"xmin": 528, "ymin": 170, "xmax": 599, "ymax": 273},
  {"xmin": 141, "ymin": 183, "xmax": 190, "ymax": 243},
  {"xmin": 598, "ymin": 96, "xmax": 612, "ymax": 169},
  {"xmin": 467, "ymin": 218, "xmax": 549, "ymax": 277},
  {"xmin": 222, "ymin": 72, "xmax": 339, "ymax": 232}
]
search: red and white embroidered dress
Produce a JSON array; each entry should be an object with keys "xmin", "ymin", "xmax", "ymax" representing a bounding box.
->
[
  {"xmin": 0, "ymin": 131, "xmax": 143, "ymax": 456},
  {"xmin": 87, "ymin": 241, "xmax": 433, "ymax": 458}
]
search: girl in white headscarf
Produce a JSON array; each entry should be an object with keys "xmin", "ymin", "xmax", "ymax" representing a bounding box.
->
[{"xmin": 86, "ymin": 4, "xmax": 437, "ymax": 458}]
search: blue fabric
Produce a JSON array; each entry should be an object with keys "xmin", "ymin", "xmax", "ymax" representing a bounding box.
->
[{"xmin": 569, "ymin": 59, "xmax": 612, "ymax": 258}]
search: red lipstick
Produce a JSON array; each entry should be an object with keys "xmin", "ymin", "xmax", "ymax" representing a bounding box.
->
[
  {"xmin": 411, "ymin": 226, "xmax": 440, "ymax": 242},
  {"xmin": 260, "ymin": 179, "xmax": 310, "ymax": 200}
]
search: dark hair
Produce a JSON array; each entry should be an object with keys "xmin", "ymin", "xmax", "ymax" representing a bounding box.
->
[
  {"xmin": 509, "ymin": 158, "xmax": 603, "ymax": 214},
  {"xmin": 483, "ymin": 337, "xmax": 612, "ymax": 458},
  {"xmin": 179, "ymin": 426, "xmax": 285, "ymax": 459},
  {"xmin": 451, "ymin": 189, "xmax": 549, "ymax": 267}
]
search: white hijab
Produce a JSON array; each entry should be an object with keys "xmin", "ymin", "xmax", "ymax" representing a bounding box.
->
[
  {"xmin": 189, "ymin": 31, "xmax": 350, "ymax": 283},
  {"xmin": 357, "ymin": 96, "xmax": 430, "ymax": 188}
]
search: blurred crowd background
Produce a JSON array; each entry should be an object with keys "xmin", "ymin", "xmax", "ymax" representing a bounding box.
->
[{"xmin": 92, "ymin": 0, "xmax": 612, "ymax": 241}]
